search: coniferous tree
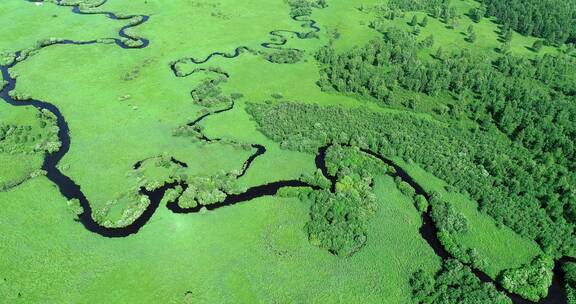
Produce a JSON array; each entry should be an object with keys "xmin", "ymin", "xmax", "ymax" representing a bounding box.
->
[
  {"xmin": 420, "ymin": 16, "xmax": 429, "ymax": 27},
  {"xmin": 503, "ymin": 29, "xmax": 513, "ymax": 42},
  {"xmin": 468, "ymin": 31, "xmax": 477, "ymax": 43},
  {"xmin": 409, "ymin": 15, "xmax": 418, "ymax": 26},
  {"xmin": 532, "ymin": 40, "xmax": 544, "ymax": 52}
]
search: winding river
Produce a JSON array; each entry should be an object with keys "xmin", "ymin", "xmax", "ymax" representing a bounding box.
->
[
  {"xmin": 1, "ymin": 1, "xmax": 573, "ymax": 303},
  {"xmin": 169, "ymin": 12, "xmax": 321, "ymax": 77}
]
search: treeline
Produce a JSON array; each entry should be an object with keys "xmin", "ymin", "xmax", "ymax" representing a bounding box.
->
[
  {"xmin": 316, "ymin": 27, "xmax": 576, "ymax": 171},
  {"xmin": 384, "ymin": 0, "xmax": 576, "ymax": 44},
  {"xmin": 481, "ymin": 0, "xmax": 576, "ymax": 44},
  {"xmin": 246, "ymin": 101, "xmax": 576, "ymax": 257},
  {"xmin": 381, "ymin": 0, "xmax": 461, "ymax": 27},
  {"xmin": 386, "ymin": 0, "xmax": 444, "ymax": 13},
  {"xmin": 411, "ymin": 259, "xmax": 511, "ymax": 304}
]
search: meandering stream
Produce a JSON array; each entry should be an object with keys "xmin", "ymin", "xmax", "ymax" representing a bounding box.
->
[{"xmin": 1, "ymin": 1, "xmax": 573, "ymax": 303}]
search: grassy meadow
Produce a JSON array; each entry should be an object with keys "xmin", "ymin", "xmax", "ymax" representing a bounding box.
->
[{"xmin": 1, "ymin": 0, "xmax": 572, "ymax": 302}]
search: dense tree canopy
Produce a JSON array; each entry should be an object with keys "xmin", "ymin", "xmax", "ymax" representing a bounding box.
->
[
  {"xmin": 411, "ymin": 259, "xmax": 511, "ymax": 304},
  {"xmin": 482, "ymin": 0, "xmax": 576, "ymax": 44},
  {"xmin": 499, "ymin": 255, "xmax": 554, "ymax": 301},
  {"xmin": 312, "ymin": 27, "xmax": 576, "ymax": 257}
]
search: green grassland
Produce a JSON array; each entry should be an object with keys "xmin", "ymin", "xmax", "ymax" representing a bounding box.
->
[
  {"xmin": 0, "ymin": 174, "xmax": 439, "ymax": 303},
  {"xmin": 0, "ymin": 0, "xmax": 121, "ymax": 53},
  {"xmin": 1, "ymin": 0, "xmax": 574, "ymax": 302}
]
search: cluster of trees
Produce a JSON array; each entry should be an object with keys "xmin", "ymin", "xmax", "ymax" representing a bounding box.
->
[
  {"xmin": 93, "ymin": 153, "xmax": 193, "ymax": 227},
  {"xmin": 385, "ymin": 0, "xmax": 576, "ymax": 44},
  {"xmin": 190, "ymin": 76, "xmax": 230, "ymax": 107},
  {"xmin": 287, "ymin": 0, "xmax": 327, "ymax": 18},
  {"xmin": 394, "ymin": 177, "xmax": 416, "ymax": 198},
  {"xmin": 325, "ymin": 144, "xmax": 391, "ymax": 179},
  {"xmin": 8, "ymin": 89, "xmax": 31, "ymax": 101},
  {"xmin": 0, "ymin": 50, "xmax": 15, "ymax": 66},
  {"xmin": 360, "ymin": 4, "xmax": 406, "ymax": 23},
  {"xmin": 246, "ymin": 100, "xmax": 576, "ymax": 257},
  {"xmin": 177, "ymin": 173, "xmax": 240, "ymax": 209},
  {"xmin": 305, "ymin": 145, "xmax": 382, "ymax": 256},
  {"xmin": 390, "ymin": 174, "xmax": 431, "ymax": 214},
  {"xmin": 0, "ymin": 169, "xmax": 46, "ymax": 192},
  {"xmin": 66, "ymin": 198, "xmax": 83, "ymax": 219},
  {"xmin": 93, "ymin": 190, "xmax": 151, "ymax": 228},
  {"xmin": 306, "ymin": 187, "xmax": 374, "ymax": 256},
  {"xmin": 14, "ymin": 38, "xmax": 64, "ymax": 63},
  {"xmin": 0, "ymin": 109, "xmax": 60, "ymax": 155},
  {"xmin": 132, "ymin": 155, "xmax": 245, "ymax": 211},
  {"xmin": 56, "ymin": 0, "xmax": 105, "ymax": 7},
  {"xmin": 430, "ymin": 196, "xmax": 469, "ymax": 234},
  {"xmin": 92, "ymin": 155, "xmax": 186, "ymax": 227},
  {"xmin": 266, "ymin": 49, "xmax": 303, "ymax": 64},
  {"xmin": 387, "ymin": 0, "xmax": 460, "ymax": 26},
  {"xmin": 410, "ymin": 259, "xmax": 511, "ymax": 304},
  {"xmin": 481, "ymin": 0, "xmax": 576, "ymax": 44},
  {"xmin": 300, "ymin": 169, "xmax": 331, "ymax": 189},
  {"xmin": 0, "ymin": 104, "xmax": 58, "ymax": 192},
  {"xmin": 133, "ymin": 154, "xmax": 185, "ymax": 192},
  {"xmin": 172, "ymin": 123, "xmax": 205, "ymax": 140},
  {"xmin": 498, "ymin": 255, "xmax": 554, "ymax": 301},
  {"xmin": 121, "ymin": 37, "xmax": 144, "ymax": 48},
  {"xmin": 468, "ymin": 5, "xmax": 486, "ymax": 23}
]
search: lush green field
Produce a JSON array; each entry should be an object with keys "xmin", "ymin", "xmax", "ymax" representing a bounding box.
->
[
  {"xmin": 1, "ymin": 0, "xmax": 575, "ymax": 302},
  {"xmin": 0, "ymin": 174, "xmax": 440, "ymax": 303}
]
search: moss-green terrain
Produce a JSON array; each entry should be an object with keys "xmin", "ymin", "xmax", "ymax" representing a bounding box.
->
[{"xmin": 1, "ymin": 0, "xmax": 575, "ymax": 303}]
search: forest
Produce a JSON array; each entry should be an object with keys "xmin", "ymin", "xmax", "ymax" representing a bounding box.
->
[
  {"xmin": 247, "ymin": 100, "xmax": 575, "ymax": 258},
  {"xmin": 313, "ymin": 25, "xmax": 576, "ymax": 258},
  {"xmin": 482, "ymin": 0, "xmax": 576, "ymax": 44}
]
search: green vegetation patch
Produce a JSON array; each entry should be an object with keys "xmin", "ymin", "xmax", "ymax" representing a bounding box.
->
[
  {"xmin": 499, "ymin": 255, "xmax": 554, "ymax": 301},
  {"xmin": 411, "ymin": 259, "xmax": 511, "ymax": 304},
  {"xmin": 247, "ymin": 101, "xmax": 574, "ymax": 256}
]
